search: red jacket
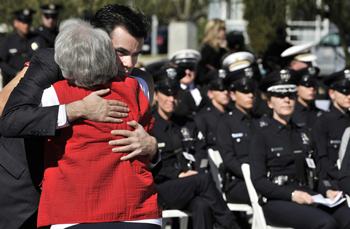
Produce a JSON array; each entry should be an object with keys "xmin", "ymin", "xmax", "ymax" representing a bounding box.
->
[{"xmin": 38, "ymin": 76, "xmax": 161, "ymax": 227}]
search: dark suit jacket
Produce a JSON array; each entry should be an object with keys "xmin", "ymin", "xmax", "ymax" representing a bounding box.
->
[
  {"xmin": 0, "ymin": 48, "xmax": 61, "ymax": 228},
  {"xmin": 173, "ymin": 85, "xmax": 209, "ymax": 119},
  {"xmin": 0, "ymin": 48, "xmax": 160, "ymax": 227}
]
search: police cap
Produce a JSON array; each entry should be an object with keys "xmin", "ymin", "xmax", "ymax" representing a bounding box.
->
[
  {"xmin": 281, "ymin": 42, "xmax": 317, "ymax": 62},
  {"xmin": 170, "ymin": 49, "xmax": 201, "ymax": 70},
  {"xmin": 222, "ymin": 51, "xmax": 255, "ymax": 72},
  {"xmin": 296, "ymin": 66, "xmax": 320, "ymax": 87},
  {"xmin": 225, "ymin": 65, "xmax": 260, "ymax": 92},
  {"xmin": 259, "ymin": 69, "xmax": 301, "ymax": 94},
  {"xmin": 153, "ymin": 67, "xmax": 186, "ymax": 93},
  {"xmin": 41, "ymin": 3, "xmax": 62, "ymax": 18},
  {"xmin": 13, "ymin": 8, "xmax": 36, "ymax": 23},
  {"xmin": 324, "ymin": 69, "xmax": 350, "ymax": 93},
  {"xmin": 203, "ymin": 69, "xmax": 227, "ymax": 91}
]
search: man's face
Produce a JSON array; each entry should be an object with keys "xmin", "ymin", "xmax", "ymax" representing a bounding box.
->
[
  {"xmin": 208, "ymin": 90, "xmax": 229, "ymax": 106},
  {"xmin": 14, "ymin": 20, "xmax": 31, "ymax": 36},
  {"xmin": 110, "ymin": 26, "xmax": 144, "ymax": 77},
  {"xmin": 329, "ymin": 89, "xmax": 350, "ymax": 110},
  {"xmin": 290, "ymin": 60, "xmax": 310, "ymax": 71},
  {"xmin": 177, "ymin": 63, "xmax": 196, "ymax": 86},
  {"xmin": 42, "ymin": 14, "xmax": 58, "ymax": 29}
]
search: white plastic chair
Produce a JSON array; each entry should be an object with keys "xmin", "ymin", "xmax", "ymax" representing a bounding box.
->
[
  {"xmin": 336, "ymin": 159, "xmax": 350, "ymax": 207},
  {"xmin": 241, "ymin": 163, "xmax": 293, "ymax": 229},
  {"xmin": 162, "ymin": 209, "xmax": 191, "ymax": 229},
  {"xmin": 208, "ymin": 149, "xmax": 253, "ymax": 214}
]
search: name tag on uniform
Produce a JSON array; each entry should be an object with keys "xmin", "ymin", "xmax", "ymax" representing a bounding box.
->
[
  {"xmin": 183, "ymin": 152, "xmax": 196, "ymax": 162},
  {"xmin": 306, "ymin": 158, "xmax": 316, "ymax": 169},
  {"xmin": 232, "ymin": 133, "xmax": 244, "ymax": 138},
  {"xmin": 157, "ymin": 142, "xmax": 165, "ymax": 148}
]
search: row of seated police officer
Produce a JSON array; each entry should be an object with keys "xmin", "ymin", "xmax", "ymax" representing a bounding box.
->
[
  {"xmin": 155, "ymin": 49, "xmax": 350, "ymax": 228},
  {"xmin": 150, "ymin": 63, "xmax": 242, "ymax": 229},
  {"xmin": 249, "ymin": 68, "xmax": 350, "ymax": 229}
]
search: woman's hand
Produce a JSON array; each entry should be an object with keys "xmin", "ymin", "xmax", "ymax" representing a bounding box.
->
[
  {"xmin": 326, "ymin": 190, "xmax": 342, "ymax": 200},
  {"xmin": 178, "ymin": 170, "xmax": 198, "ymax": 178},
  {"xmin": 291, "ymin": 190, "xmax": 313, "ymax": 205}
]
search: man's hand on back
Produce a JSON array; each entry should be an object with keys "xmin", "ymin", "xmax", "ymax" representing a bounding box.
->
[{"xmin": 66, "ymin": 88, "xmax": 130, "ymax": 123}]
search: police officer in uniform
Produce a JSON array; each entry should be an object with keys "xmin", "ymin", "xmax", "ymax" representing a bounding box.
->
[
  {"xmin": 170, "ymin": 49, "xmax": 209, "ymax": 119},
  {"xmin": 34, "ymin": 3, "xmax": 62, "ymax": 48},
  {"xmin": 313, "ymin": 69, "xmax": 350, "ymax": 185},
  {"xmin": 215, "ymin": 64, "xmax": 269, "ymax": 205},
  {"xmin": 291, "ymin": 66, "xmax": 323, "ymax": 131},
  {"xmin": 152, "ymin": 66, "xmax": 241, "ymax": 229},
  {"xmin": 250, "ymin": 69, "xmax": 350, "ymax": 229},
  {"xmin": 194, "ymin": 69, "xmax": 231, "ymax": 152},
  {"xmin": 0, "ymin": 8, "xmax": 47, "ymax": 86}
]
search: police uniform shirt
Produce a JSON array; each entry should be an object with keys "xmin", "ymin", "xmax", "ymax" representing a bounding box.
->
[
  {"xmin": 312, "ymin": 105, "xmax": 350, "ymax": 180},
  {"xmin": 194, "ymin": 103, "xmax": 229, "ymax": 150},
  {"xmin": 152, "ymin": 111, "xmax": 207, "ymax": 184},
  {"xmin": 34, "ymin": 25, "xmax": 58, "ymax": 48},
  {"xmin": 216, "ymin": 107, "xmax": 269, "ymax": 179},
  {"xmin": 249, "ymin": 118, "xmax": 330, "ymax": 201},
  {"xmin": 291, "ymin": 100, "xmax": 323, "ymax": 131},
  {"xmin": 0, "ymin": 32, "xmax": 47, "ymax": 85}
]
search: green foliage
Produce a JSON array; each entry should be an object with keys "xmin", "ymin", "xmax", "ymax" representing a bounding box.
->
[{"xmin": 243, "ymin": 0, "xmax": 289, "ymax": 57}]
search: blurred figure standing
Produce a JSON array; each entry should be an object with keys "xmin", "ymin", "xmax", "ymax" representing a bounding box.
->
[
  {"xmin": 34, "ymin": 3, "xmax": 62, "ymax": 48},
  {"xmin": 0, "ymin": 8, "xmax": 47, "ymax": 86},
  {"xmin": 197, "ymin": 19, "xmax": 228, "ymax": 85}
]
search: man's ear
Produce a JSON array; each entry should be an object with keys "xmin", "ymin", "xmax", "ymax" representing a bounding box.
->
[
  {"xmin": 229, "ymin": 90, "xmax": 236, "ymax": 101},
  {"xmin": 207, "ymin": 90, "xmax": 214, "ymax": 99},
  {"xmin": 329, "ymin": 89, "xmax": 335, "ymax": 100}
]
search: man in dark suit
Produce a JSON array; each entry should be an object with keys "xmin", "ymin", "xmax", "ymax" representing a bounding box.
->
[
  {"xmin": 0, "ymin": 4, "xmax": 158, "ymax": 228},
  {"xmin": 170, "ymin": 49, "xmax": 209, "ymax": 119}
]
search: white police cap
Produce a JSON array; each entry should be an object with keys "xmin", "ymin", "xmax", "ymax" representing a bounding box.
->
[
  {"xmin": 222, "ymin": 51, "xmax": 255, "ymax": 72},
  {"xmin": 281, "ymin": 42, "xmax": 317, "ymax": 62},
  {"xmin": 170, "ymin": 49, "xmax": 201, "ymax": 65}
]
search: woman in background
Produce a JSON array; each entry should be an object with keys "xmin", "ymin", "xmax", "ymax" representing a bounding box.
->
[{"xmin": 196, "ymin": 19, "xmax": 228, "ymax": 85}]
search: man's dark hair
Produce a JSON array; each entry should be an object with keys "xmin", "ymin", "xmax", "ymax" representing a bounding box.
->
[{"xmin": 91, "ymin": 4, "xmax": 151, "ymax": 39}]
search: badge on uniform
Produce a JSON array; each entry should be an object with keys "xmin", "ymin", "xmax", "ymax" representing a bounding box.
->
[
  {"xmin": 259, "ymin": 120, "xmax": 268, "ymax": 127},
  {"xmin": 31, "ymin": 42, "xmax": 39, "ymax": 51},
  {"xmin": 301, "ymin": 132, "xmax": 310, "ymax": 145},
  {"xmin": 181, "ymin": 127, "xmax": 191, "ymax": 140}
]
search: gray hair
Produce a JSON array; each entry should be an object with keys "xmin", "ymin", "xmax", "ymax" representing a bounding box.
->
[{"xmin": 54, "ymin": 18, "xmax": 118, "ymax": 88}]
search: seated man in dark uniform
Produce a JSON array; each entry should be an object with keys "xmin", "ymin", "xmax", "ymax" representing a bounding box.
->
[
  {"xmin": 151, "ymin": 66, "xmax": 241, "ymax": 229},
  {"xmin": 313, "ymin": 69, "xmax": 350, "ymax": 187},
  {"xmin": 0, "ymin": 8, "xmax": 47, "ymax": 86},
  {"xmin": 195, "ymin": 69, "xmax": 231, "ymax": 152},
  {"xmin": 34, "ymin": 3, "xmax": 62, "ymax": 48}
]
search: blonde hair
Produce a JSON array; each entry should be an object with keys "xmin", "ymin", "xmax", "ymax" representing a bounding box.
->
[{"xmin": 201, "ymin": 19, "xmax": 226, "ymax": 52}]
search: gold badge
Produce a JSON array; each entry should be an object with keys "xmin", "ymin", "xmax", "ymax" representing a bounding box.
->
[{"xmin": 280, "ymin": 69, "xmax": 290, "ymax": 82}]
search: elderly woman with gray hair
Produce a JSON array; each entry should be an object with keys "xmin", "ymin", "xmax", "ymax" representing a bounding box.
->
[{"xmin": 37, "ymin": 18, "xmax": 161, "ymax": 229}]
